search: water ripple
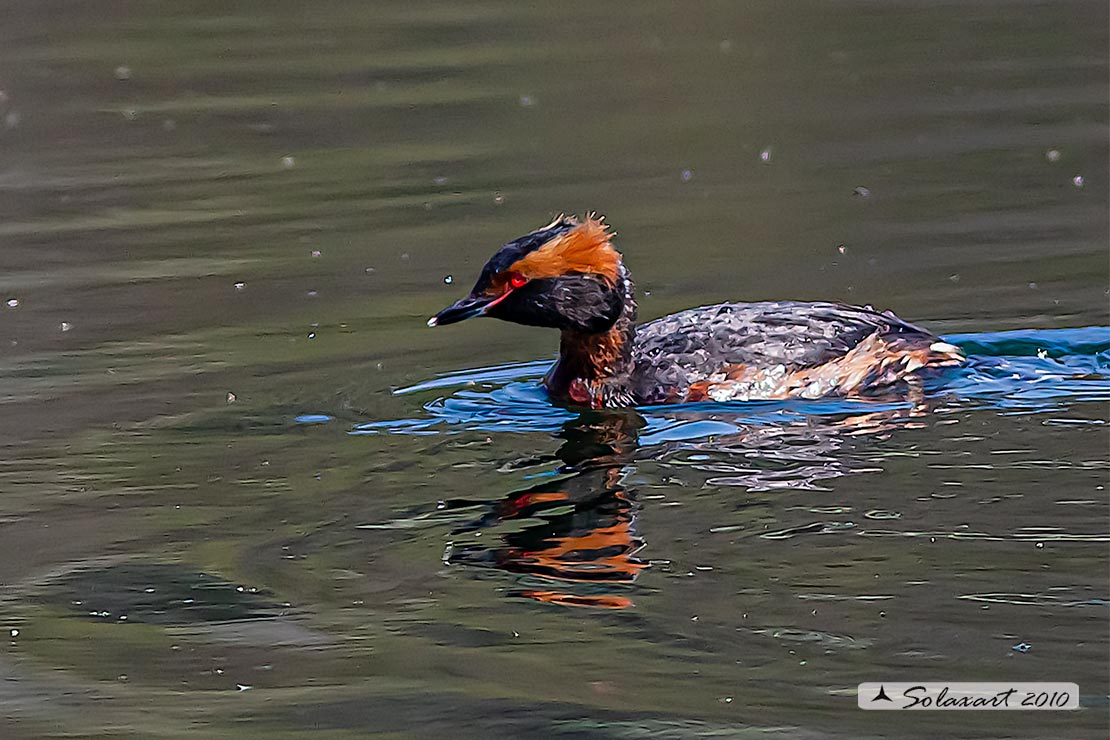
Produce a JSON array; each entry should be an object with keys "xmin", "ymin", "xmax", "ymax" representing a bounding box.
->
[{"xmin": 347, "ymin": 327, "xmax": 1110, "ymax": 441}]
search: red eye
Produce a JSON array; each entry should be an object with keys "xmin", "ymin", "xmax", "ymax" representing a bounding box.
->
[{"xmin": 509, "ymin": 272, "xmax": 528, "ymax": 289}]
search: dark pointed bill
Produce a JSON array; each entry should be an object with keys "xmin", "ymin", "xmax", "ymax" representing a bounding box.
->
[{"xmin": 427, "ymin": 294, "xmax": 498, "ymax": 327}]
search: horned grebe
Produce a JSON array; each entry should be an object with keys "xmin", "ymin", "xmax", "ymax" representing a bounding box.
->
[{"xmin": 429, "ymin": 214, "xmax": 965, "ymax": 408}]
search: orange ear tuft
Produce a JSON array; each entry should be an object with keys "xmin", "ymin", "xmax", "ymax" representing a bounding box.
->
[{"xmin": 510, "ymin": 214, "xmax": 620, "ymax": 281}]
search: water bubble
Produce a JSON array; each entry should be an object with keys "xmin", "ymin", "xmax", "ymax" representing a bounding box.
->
[
  {"xmin": 443, "ymin": 275, "xmax": 453, "ymax": 284},
  {"xmin": 364, "ymin": 267, "xmax": 375, "ymax": 274},
  {"xmin": 122, "ymin": 108, "xmax": 138, "ymax": 120},
  {"xmin": 853, "ymin": 186, "xmax": 871, "ymax": 198},
  {"xmin": 306, "ymin": 290, "xmax": 317, "ymax": 297},
  {"xmin": 162, "ymin": 119, "xmax": 176, "ymax": 131},
  {"xmin": 1071, "ymin": 175, "xmax": 1084, "ymax": 188},
  {"xmin": 680, "ymin": 168, "xmax": 693, "ymax": 182},
  {"xmin": 1045, "ymin": 148, "xmax": 1061, "ymax": 162},
  {"xmin": 5, "ymin": 298, "xmax": 18, "ymax": 308},
  {"xmin": 0, "ymin": 90, "xmax": 8, "ymax": 103},
  {"xmin": 114, "ymin": 65, "xmax": 132, "ymax": 80},
  {"xmin": 518, "ymin": 94, "xmax": 535, "ymax": 107},
  {"xmin": 281, "ymin": 156, "xmax": 296, "ymax": 169},
  {"xmin": 433, "ymin": 176, "xmax": 448, "ymax": 186},
  {"xmin": 310, "ymin": 249, "xmax": 321, "ymax": 258},
  {"xmin": 5, "ymin": 111, "xmax": 20, "ymax": 129},
  {"xmin": 948, "ymin": 274, "xmax": 960, "ymax": 283},
  {"xmin": 719, "ymin": 40, "xmax": 733, "ymax": 54},
  {"xmin": 759, "ymin": 146, "xmax": 774, "ymax": 163},
  {"xmin": 400, "ymin": 253, "xmax": 410, "ymax": 261},
  {"xmin": 60, "ymin": 321, "xmax": 72, "ymax": 331}
]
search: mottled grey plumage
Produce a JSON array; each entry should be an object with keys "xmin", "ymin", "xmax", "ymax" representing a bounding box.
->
[{"xmin": 628, "ymin": 300, "xmax": 941, "ymax": 405}]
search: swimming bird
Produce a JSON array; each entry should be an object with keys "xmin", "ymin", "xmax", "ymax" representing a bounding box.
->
[{"xmin": 428, "ymin": 214, "xmax": 965, "ymax": 408}]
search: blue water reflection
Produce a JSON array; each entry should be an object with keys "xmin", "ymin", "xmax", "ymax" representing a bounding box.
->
[{"xmin": 346, "ymin": 327, "xmax": 1109, "ymax": 439}]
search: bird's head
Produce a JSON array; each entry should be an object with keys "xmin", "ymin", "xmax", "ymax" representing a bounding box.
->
[{"xmin": 428, "ymin": 214, "xmax": 626, "ymax": 334}]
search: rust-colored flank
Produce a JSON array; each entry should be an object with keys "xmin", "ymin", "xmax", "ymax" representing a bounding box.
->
[{"xmin": 687, "ymin": 332, "xmax": 964, "ymax": 403}]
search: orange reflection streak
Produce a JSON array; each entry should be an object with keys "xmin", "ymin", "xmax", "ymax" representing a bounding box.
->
[
  {"xmin": 503, "ymin": 520, "xmax": 648, "ymax": 583},
  {"xmin": 517, "ymin": 590, "xmax": 634, "ymax": 610},
  {"xmin": 498, "ymin": 491, "xmax": 569, "ymax": 518}
]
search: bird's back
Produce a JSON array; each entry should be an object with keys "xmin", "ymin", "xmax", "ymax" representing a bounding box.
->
[{"xmin": 630, "ymin": 301, "xmax": 962, "ymax": 404}]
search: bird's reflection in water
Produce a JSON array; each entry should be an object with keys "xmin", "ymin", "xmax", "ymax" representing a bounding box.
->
[
  {"xmin": 446, "ymin": 411, "xmax": 647, "ymax": 609},
  {"xmin": 441, "ymin": 402, "xmax": 929, "ymax": 609}
]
